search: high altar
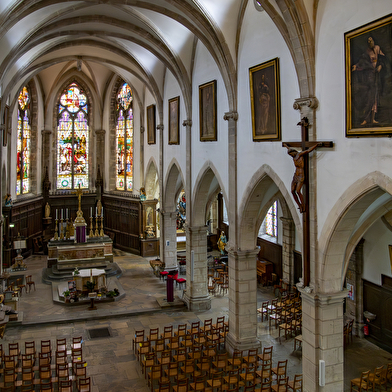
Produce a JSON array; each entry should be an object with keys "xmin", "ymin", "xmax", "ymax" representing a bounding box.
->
[{"xmin": 48, "ymin": 186, "xmax": 113, "ymax": 271}]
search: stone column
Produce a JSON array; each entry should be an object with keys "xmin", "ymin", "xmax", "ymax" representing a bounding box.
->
[
  {"xmin": 161, "ymin": 210, "xmax": 178, "ymax": 271},
  {"xmin": 183, "ymin": 225, "xmax": 211, "ymax": 311},
  {"xmin": 280, "ymin": 217, "xmax": 295, "ymax": 285},
  {"xmin": 41, "ymin": 130, "xmax": 52, "ymax": 182},
  {"xmin": 300, "ymin": 288, "xmax": 347, "ymax": 391},
  {"xmin": 226, "ymin": 248, "xmax": 260, "ymax": 355}
]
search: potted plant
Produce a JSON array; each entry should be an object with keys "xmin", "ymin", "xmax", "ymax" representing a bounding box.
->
[
  {"xmin": 84, "ymin": 281, "xmax": 96, "ymax": 293},
  {"xmin": 63, "ymin": 290, "xmax": 70, "ymax": 302}
]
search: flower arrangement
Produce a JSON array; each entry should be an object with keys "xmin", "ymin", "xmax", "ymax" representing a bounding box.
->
[{"xmin": 73, "ymin": 267, "xmax": 80, "ymax": 276}]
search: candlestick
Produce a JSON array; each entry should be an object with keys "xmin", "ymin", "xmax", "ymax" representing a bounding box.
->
[
  {"xmin": 66, "ymin": 208, "xmax": 68, "ymax": 220},
  {"xmin": 61, "ymin": 209, "xmax": 63, "ymax": 220},
  {"xmin": 54, "ymin": 218, "xmax": 59, "ymax": 240},
  {"xmin": 56, "ymin": 209, "xmax": 58, "ymax": 220},
  {"xmin": 59, "ymin": 217, "xmax": 64, "ymax": 240},
  {"xmin": 95, "ymin": 206, "xmax": 97, "ymax": 217},
  {"xmin": 99, "ymin": 215, "xmax": 104, "ymax": 237},
  {"xmin": 95, "ymin": 216, "xmax": 99, "ymax": 237},
  {"xmin": 101, "ymin": 206, "xmax": 103, "ymax": 217},
  {"xmin": 89, "ymin": 216, "xmax": 94, "ymax": 237}
]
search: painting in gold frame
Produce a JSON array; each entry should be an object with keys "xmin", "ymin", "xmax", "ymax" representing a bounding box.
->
[
  {"xmin": 147, "ymin": 104, "xmax": 156, "ymax": 145},
  {"xmin": 168, "ymin": 96, "xmax": 180, "ymax": 145},
  {"xmin": 345, "ymin": 14, "xmax": 392, "ymax": 137},
  {"xmin": 249, "ymin": 58, "xmax": 281, "ymax": 141},
  {"xmin": 199, "ymin": 80, "xmax": 217, "ymax": 142}
]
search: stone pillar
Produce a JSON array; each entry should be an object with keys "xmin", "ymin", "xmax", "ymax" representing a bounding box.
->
[
  {"xmin": 161, "ymin": 210, "xmax": 178, "ymax": 271},
  {"xmin": 280, "ymin": 217, "xmax": 295, "ymax": 285},
  {"xmin": 352, "ymin": 239, "xmax": 365, "ymax": 337},
  {"xmin": 226, "ymin": 248, "xmax": 260, "ymax": 355},
  {"xmin": 300, "ymin": 288, "xmax": 347, "ymax": 391},
  {"xmin": 41, "ymin": 130, "xmax": 52, "ymax": 184},
  {"xmin": 183, "ymin": 225, "xmax": 211, "ymax": 311}
]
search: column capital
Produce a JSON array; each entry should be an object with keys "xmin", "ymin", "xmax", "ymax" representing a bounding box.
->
[
  {"xmin": 140, "ymin": 126, "xmax": 145, "ymax": 134},
  {"xmin": 41, "ymin": 129, "xmax": 52, "ymax": 136},
  {"xmin": 299, "ymin": 286, "xmax": 348, "ymax": 306},
  {"xmin": 293, "ymin": 96, "xmax": 319, "ymax": 111},
  {"xmin": 226, "ymin": 247, "xmax": 259, "ymax": 260},
  {"xmin": 182, "ymin": 119, "xmax": 192, "ymax": 127},
  {"xmin": 95, "ymin": 129, "xmax": 106, "ymax": 135},
  {"xmin": 157, "ymin": 124, "xmax": 164, "ymax": 131},
  {"xmin": 185, "ymin": 225, "xmax": 208, "ymax": 235},
  {"xmin": 223, "ymin": 111, "xmax": 238, "ymax": 121}
]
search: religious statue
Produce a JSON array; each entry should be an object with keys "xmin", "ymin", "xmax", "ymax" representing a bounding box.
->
[
  {"xmin": 217, "ymin": 231, "xmax": 227, "ymax": 255},
  {"xmin": 45, "ymin": 202, "xmax": 51, "ymax": 218},
  {"xmin": 283, "ymin": 142, "xmax": 321, "ymax": 213},
  {"xmin": 4, "ymin": 194, "xmax": 12, "ymax": 207},
  {"xmin": 140, "ymin": 187, "xmax": 146, "ymax": 201}
]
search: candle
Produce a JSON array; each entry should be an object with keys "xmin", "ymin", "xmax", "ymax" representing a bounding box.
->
[
  {"xmin": 56, "ymin": 209, "xmax": 58, "ymax": 220},
  {"xmin": 90, "ymin": 207, "xmax": 92, "ymax": 217},
  {"xmin": 96, "ymin": 207, "xmax": 97, "ymax": 216},
  {"xmin": 61, "ymin": 209, "xmax": 63, "ymax": 220},
  {"xmin": 101, "ymin": 206, "xmax": 103, "ymax": 216},
  {"xmin": 66, "ymin": 208, "xmax": 68, "ymax": 219}
]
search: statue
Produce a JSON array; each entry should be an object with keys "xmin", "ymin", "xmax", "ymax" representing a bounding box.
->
[
  {"xmin": 45, "ymin": 202, "xmax": 51, "ymax": 218},
  {"xmin": 140, "ymin": 187, "xmax": 146, "ymax": 201},
  {"xmin": 217, "ymin": 231, "xmax": 227, "ymax": 255},
  {"xmin": 283, "ymin": 142, "xmax": 321, "ymax": 213},
  {"xmin": 4, "ymin": 194, "xmax": 12, "ymax": 207}
]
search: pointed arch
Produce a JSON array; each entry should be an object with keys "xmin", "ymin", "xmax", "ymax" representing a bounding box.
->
[
  {"xmin": 192, "ymin": 161, "xmax": 227, "ymax": 228},
  {"xmin": 238, "ymin": 164, "xmax": 301, "ymax": 251},
  {"xmin": 163, "ymin": 159, "xmax": 185, "ymax": 213},
  {"xmin": 145, "ymin": 157, "xmax": 159, "ymax": 200},
  {"xmin": 319, "ymin": 171, "xmax": 392, "ymax": 293}
]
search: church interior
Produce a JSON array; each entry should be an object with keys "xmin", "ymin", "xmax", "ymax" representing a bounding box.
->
[{"xmin": 1, "ymin": 1, "xmax": 392, "ymax": 391}]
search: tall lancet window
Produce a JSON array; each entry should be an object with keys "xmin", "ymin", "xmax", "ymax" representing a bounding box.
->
[
  {"xmin": 57, "ymin": 82, "xmax": 89, "ymax": 189},
  {"xmin": 16, "ymin": 86, "xmax": 31, "ymax": 195},
  {"xmin": 116, "ymin": 82, "xmax": 133, "ymax": 190}
]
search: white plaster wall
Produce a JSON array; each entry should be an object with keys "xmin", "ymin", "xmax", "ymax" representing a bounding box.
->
[
  {"xmin": 237, "ymin": 3, "xmax": 301, "ymax": 216},
  {"xmin": 191, "ymin": 42, "xmax": 229, "ymax": 193},
  {"xmin": 162, "ymin": 70, "xmax": 186, "ymax": 180},
  {"xmin": 316, "ymin": 0, "xmax": 392, "ymax": 235},
  {"xmin": 362, "ymin": 218, "xmax": 392, "ymax": 285}
]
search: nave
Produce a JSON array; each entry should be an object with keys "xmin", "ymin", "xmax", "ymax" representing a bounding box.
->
[{"xmin": 0, "ymin": 253, "xmax": 390, "ymax": 391}]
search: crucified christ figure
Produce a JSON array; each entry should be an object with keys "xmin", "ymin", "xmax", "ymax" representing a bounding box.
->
[{"xmin": 283, "ymin": 142, "xmax": 321, "ymax": 213}]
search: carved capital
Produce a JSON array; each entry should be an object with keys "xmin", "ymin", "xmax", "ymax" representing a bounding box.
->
[
  {"xmin": 157, "ymin": 124, "xmax": 164, "ymax": 131},
  {"xmin": 182, "ymin": 119, "xmax": 192, "ymax": 127},
  {"xmin": 95, "ymin": 129, "xmax": 106, "ymax": 136},
  {"xmin": 293, "ymin": 97, "xmax": 319, "ymax": 111},
  {"xmin": 223, "ymin": 111, "xmax": 239, "ymax": 121},
  {"xmin": 140, "ymin": 126, "xmax": 145, "ymax": 134},
  {"xmin": 41, "ymin": 129, "xmax": 52, "ymax": 136}
]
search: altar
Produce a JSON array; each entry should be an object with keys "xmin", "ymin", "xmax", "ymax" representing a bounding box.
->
[{"xmin": 73, "ymin": 268, "xmax": 106, "ymax": 291}]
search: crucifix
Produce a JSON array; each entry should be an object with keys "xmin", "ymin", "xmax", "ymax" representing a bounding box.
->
[
  {"xmin": 73, "ymin": 184, "xmax": 87, "ymax": 213},
  {"xmin": 282, "ymin": 117, "xmax": 333, "ymax": 287}
]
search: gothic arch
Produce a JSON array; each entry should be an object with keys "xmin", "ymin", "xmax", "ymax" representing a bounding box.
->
[
  {"xmin": 238, "ymin": 164, "xmax": 301, "ymax": 251},
  {"xmin": 192, "ymin": 161, "xmax": 227, "ymax": 228},
  {"xmin": 163, "ymin": 159, "xmax": 185, "ymax": 213},
  {"xmin": 319, "ymin": 171, "xmax": 392, "ymax": 293},
  {"xmin": 145, "ymin": 157, "xmax": 159, "ymax": 200}
]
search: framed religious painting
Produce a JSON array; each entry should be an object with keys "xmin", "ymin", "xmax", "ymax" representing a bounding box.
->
[
  {"xmin": 147, "ymin": 104, "xmax": 156, "ymax": 144},
  {"xmin": 345, "ymin": 14, "xmax": 392, "ymax": 137},
  {"xmin": 249, "ymin": 57, "xmax": 281, "ymax": 141},
  {"xmin": 199, "ymin": 80, "xmax": 217, "ymax": 141},
  {"xmin": 168, "ymin": 96, "xmax": 180, "ymax": 145}
]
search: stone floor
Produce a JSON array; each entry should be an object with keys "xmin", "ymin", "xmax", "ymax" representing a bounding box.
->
[{"xmin": 2, "ymin": 250, "xmax": 392, "ymax": 391}]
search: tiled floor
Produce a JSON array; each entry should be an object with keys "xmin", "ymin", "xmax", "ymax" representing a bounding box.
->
[{"xmin": 2, "ymin": 250, "xmax": 392, "ymax": 391}]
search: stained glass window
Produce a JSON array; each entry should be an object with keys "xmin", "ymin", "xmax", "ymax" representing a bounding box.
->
[
  {"xmin": 116, "ymin": 83, "xmax": 133, "ymax": 190},
  {"xmin": 265, "ymin": 201, "xmax": 277, "ymax": 237},
  {"xmin": 16, "ymin": 86, "xmax": 31, "ymax": 195},
  {"xmin": 57, "ymin": 82, "xmax": 89, "ymax": 189},
  {"xmin": 177, "ymin": 190, "xmax": 186, "ymax": 231}
]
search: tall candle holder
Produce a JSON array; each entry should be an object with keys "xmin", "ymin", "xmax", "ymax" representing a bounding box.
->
[
  {"xmin": 94, "ymin": 216, "xmax": 99, "ymax": 237},
  {"xmin": 65, "ymin": 218, "xmax": 70, "ymax": 240},
  {"xmin": 59, "ymin": 218, "xmax": 64, "ymax": 240},
  {"xmin": 54, "ymin": 219, "xmax": 59, "ymax": 240},
  {"xmin": 89, "ymin": 216, "xmax": 94, "ymax": 238},
  {"xmin": 99, "ymin": 216, "xmax": 104, "ymax": 237}
]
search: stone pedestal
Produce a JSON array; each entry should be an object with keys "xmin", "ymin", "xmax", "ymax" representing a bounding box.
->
[
  {"xmin": 182, "ymin": 225, "xmax": 211, "ymax": 311},
  {"xmin": 226, "ymin": 248, "xmax": 260, "ymax": 355},
  {"xmin": 300, "ymin": 287, "xmax": 347, "ymax": 391}
]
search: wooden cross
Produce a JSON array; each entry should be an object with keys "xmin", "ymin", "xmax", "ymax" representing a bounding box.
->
[{"xmin": 282, "ymin": 117, "xmax": 333, "ymax": 287}]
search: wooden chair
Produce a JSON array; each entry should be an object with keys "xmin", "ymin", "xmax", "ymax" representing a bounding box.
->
[
  {"xmin": 287, "ymin": 374, "xmax": 302, "ymax": 392},
  {"xmin": 21, "ymin": 366, "xmax": 35, "ymax": 384},
  {"xmin": 59, "ymin": 380, "xmax": 73, "ymax": 392},
  {"xmin": 195, "ymin": 356, "xmax": 212, "ymax": 378},
  {"xmin": 21, "ymin": 384, "xmax": 35, "ymax": 392},
  {"xmin": 73, "ymin": 361, "xmax": 87, "ymax": 380},
  {"xmin": 40, "ymin": 381, "xmax": 54, "ymax": 392},
  {"xmin": 173, "ymin": 377, "xmax": 189, "ymax": 392},
  {"xmin": 40, "ymin": 340, "xmax": 51, "ymax": 355},
  {"xmin": 24, "ymin": 341, "xmax": 36, "ymax": 357},
  {"xmin": 179, "ymin": 360, "xmax": 195, "ymax": 381},
  {"xmin": 142, "ymin": 352, "xmax": 156, "ymax": 379},
  {"xmin": 258, "ymin": 301, "xmax": 270, "ymax": 322},
  {"xmin": 269, "ymin": 306, "xmax": 283, "ymax": 329},
  {"xmin": 240, "ymin": 364, "xmax": 258, "ymax": 387},
  {"xmin": 155, "ymin": 380, "xmax": 171, "ymax": 392},
  {"xmin": 161, "ymin": 326, "xmax": 174, "ymax": 341},
  {"xmin": 25, "ymin": 275, "xmax": 36, "ymax": 292},
  {"xmin": 21, "ymin": 353, "xmax": 35, "ymax": 368},
  {"xmin": 368, "ymin": 366, "xmax": 387, "ymax": 391},
  {"xmin": 224, "ymin": 368, "xmax": 243, "ymax": 390},
  {"xmin": 163, "ymin": 362, "xmax": 179, "ymax": 382},
  {"xmin": 242, "ymin": 348, "xmax": 258, "ymax": 368},
  {"xmin": 77, "ymin": 377, "xmax": 91, "ymax": 392},
  {"xmin": 272, "ymin": 376, "xmax": 288, "ymax": 392},
  {"xmin": 257, "ymin": 362, "xmax": 272, "ymax": 383},
  {"xmin": 55, "ymin": 350, "xmax": 67, "ymax": 366},
  {"xmin": 212, "ymin": 352, "xmax": 228, "ymax": 374},
  {"xmin": 350, "ymin": 370, "xmax": 371, "ymax": 391},
  {"xmin": 206, "ymin": 371, "xmax": 224, "ymax": 391},
  {"xmin": 271, "ymin": 360, "xmax": 287, "ymax": 380},
  {"xmin": 278, "ymin": 315, "xmax": 294, "ymax": 340},
  {"xmin": 148, "ymin": 364, "xmax": 162, "ymax": 392},
  {"xmin": 166, "ymin": 335, "xmax": 180, "ymax": 352},
  {"xmin": 172, "ymin": 347, "xmax": 187, "ymax": 365},
  {"xmin": 8, "ymin": 342, "xmax": 20, "ymax": 361},
  {"xmin": 187, "ymin": 343, "xmax": 202, "ymax": 362},
  {"xmin": 137, "ymin": 340, "xmax": 151, "ymax": 363},
  {"xmin": 260, "ymin": 380, "xmax": 272, "ymax": 391},
  {"xmin": 157, "ymin": 350, "xmax": 172, "ymax": 367},
  {"xmin": 175, "ymin": 324, "xmax": 187, "ymax": 339},
  {"xmin": 71, "ymin": 348, "xmax": 83, "ymax": 366},
  {"xmin": 57, "ymin": 363, "xmax": 70, "ymax": 381},
  {"xmin": 190, "ymin": 374, "xmax": 206, "ymax": 392},
  {"xmin": 228, "ymin": 350, "xmax": 243, "ymax": 370},
  {"xmin": 17, "ymin": 278, "xmax": 26, "ymax": 296},
  {"xmin": 39, "ymin": 364, "xmax": 53, "ymax": 384},
  {"xmin": 72, "ymin": 336, "xmax": 83, "ymax": 350},
  {"xmin": 212, "ymin": 316, "xmax": 225, "ymax": 331},
  {"xmin": 258, "ymin": 346, "xmax": 273, "ymax": 365},
  {"xmin": 133, "ymin": 329, "xmax": 145, "ymax": 353},
  {"xmin": 201, "ymin": 318, "xmax": 213, "ymax": 333}
]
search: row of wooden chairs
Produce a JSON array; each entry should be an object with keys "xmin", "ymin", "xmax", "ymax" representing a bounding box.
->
[
  {"xmin": 350, "ymin": 363, "xmax": 392, "ymax": 391},
  {"xmin": 133, "ymin": 318, "xmax": 229, "ymax": 354},
  {"xmin": 0, "ymin": 338, "xmax": 83, "ymax": 363}
]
